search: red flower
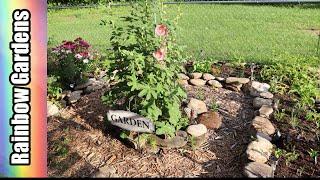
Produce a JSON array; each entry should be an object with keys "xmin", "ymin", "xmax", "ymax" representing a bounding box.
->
[{"xmin": 155, "ymin": 24, "xmax": 168, "ymax": 37}]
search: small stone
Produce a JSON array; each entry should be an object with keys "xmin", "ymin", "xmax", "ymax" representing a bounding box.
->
[
  {"xmin": 253, "ymin": 97, "xmax": 273, "ymax": 109},
  {"xmin": 197, "ymin": 111, "xmax": 222, "ymax": 129},
  {"xmin": 61, "ymin": 90, "xmax": 71, "ymax": 99},
  {"xmin": 75, "ymin": 78, "xmax": 95, "ymax": 90},
  {"xmin": 190, "ymin": 72, "xmax": 203, "ymax": 79},
  {"xmin": 178, "ymin": 73, "xmax": 190, "ymax": 80},
  {"xmin": 226, "ymin": 77, "xmax": 250, "ymax": 84},
  {"xmin": 256, "ymin": 132, "xmax": 272, "ymax": 142},
  {"xmin": 177, "ymin": 79, "xmax": 189, "ymax": 86},
  {"xmin": 259, "ymin": 105, "xmax": 274, "ymax": 118},
  {"xmin": 85, "ymin": 84, "xmax": 104, "ymax": 93},
  {"xmin": 246, "ymin": 137, "xmax": 273, "ymax": 163},
  {"xmin": 208, "ymin": 80, "xmax": 223, "ymax": 88},
  {"xmin": 315, "ymin": 99, "xmax": 320, "ymax": 104},
  {"xmin": 189, "ymin": 79, "xmax": 206, "ymax": 86},
  {"xmin": 203, "ymin": 73, "xmax": 215, "ymax": 81},
  {"xmin": 94, "ymin": 165, "xmax": 116, "ymax": 178},
  {"xmin": 187, "ymin": 124, "xmax": 207, "ymax": 137},
  {"xmin": 225, "ymin": 84, "xmax": 242, "ymax": 92},
  {"xmin": 187, "ymin": 98, "xmax": 208, "ymax": 116},
  {"xmin": 68, "ymin": 90, "xmax": 83, "ymax": 104},
  {"xmin": 252, "ymin": 116, "xmax": 276, "ymax": 136},
  {"xmin": 260, "ymin": 92, "xmax": 274, "ymax": 99},
  {"xmin": 215, "ymin": 77, "xmax": 225, "ymax": 82},
  {"xmin": 47, "ymin": 101, "xmax": 59, "ymax": 117},
  {"xmin": 244, "ymin": 162, "xmax": 274, "ymax": 178},
  {"xmin": 251, "ymin": 81, "xmax": 270, "ymax": 93}
]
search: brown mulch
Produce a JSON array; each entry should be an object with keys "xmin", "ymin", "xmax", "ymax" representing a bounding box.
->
[{"xmin": 48, "ymin": 84, "xmax": 255, "ymax": 177}]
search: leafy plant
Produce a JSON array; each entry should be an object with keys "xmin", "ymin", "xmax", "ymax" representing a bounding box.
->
[
  {"xmin": 192, "ymin": 61, "xmax": 212, "ymax": 73},
  {"xmin": 261, "ymin": 54, "xmax": 320, "ymax": 107},
  {"xmin": 274, "ymin": 109, "xmax": 286, "ymax": 122},
  {"xmin": 305, "ymin": 110, "xmax": 320, "ymax": 128},
  {"xmin": 102, "ymin": 0, "xmax": 188, "ymax": 138},
  {"xmin": 189, "ymin": 135, "xmax": 197, "ymax": 150},
  {"xmin": 308, "ymin": 148, "xmax": 318, "ymax": 165},
  {"xmin": 285, "ymin": 150, "xmax": 299, "ymax": 166},
  {"xmin": 209, "ymin": 100, "xmax": 220, "ymax": 112},
  {"xmin": 274, "ymin": 148, "xmax": 285, "ymax": 159},
  {"xmin": 47, "ymin": 75, "xmax": 62, "ymax": 101},
  {"xmin": 50, "ymin": 37, "xmax": 95, "ymax": 89}
]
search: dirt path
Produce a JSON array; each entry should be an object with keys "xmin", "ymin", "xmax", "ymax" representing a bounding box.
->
[{"xmin": 48, "ymin": 85, "xmax": 255, "ymax": 177}]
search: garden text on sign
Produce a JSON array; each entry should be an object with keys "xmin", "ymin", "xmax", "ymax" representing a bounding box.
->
[{"xmin": 107, "ymin": 110, "xmax": 155, "ymax": 133}]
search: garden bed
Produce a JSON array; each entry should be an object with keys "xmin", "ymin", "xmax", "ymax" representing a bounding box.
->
[{"xmin": 48, "ymin": 83, "xmax": 256, "ymax": 177}]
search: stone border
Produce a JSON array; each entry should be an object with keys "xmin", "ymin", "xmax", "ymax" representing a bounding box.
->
[{"xmin": 178, "ymin": 72, "xmax": 277, "ymax": 178}]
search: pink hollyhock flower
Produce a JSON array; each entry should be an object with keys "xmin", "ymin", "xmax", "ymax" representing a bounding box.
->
[
  {"xmin": 79, "ymin": 52, "xmax": 89, "ymax": 58},
  {"xmin": 155, "ymin": 24, "xmax": 168, "ymax": 37},
  {"xmin": 153, "ymin": 48, "xmax": 166, "ymax": 61}
]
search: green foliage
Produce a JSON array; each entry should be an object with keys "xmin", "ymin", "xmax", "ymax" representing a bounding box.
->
[
  {"xmin": 285, "ymin": 150, "xmax": 300, "ymax": 166},
  {"xmin": 274, "ymin": 109, "xmax": 286, "ymax": 122},
  {"xmin": 102, "ymin": 0, "xmax": 188, "ymax": 138},
  {"xmin": 47, "ymin": 75, "xmax": 63, "ymax": 101},
  {"xmin": 274, "ymin": 148, "xmax": 285, "ymax": 159},
  {"xmin": 50, "ymin": 37, "xmax": 96, "ymax": 89},
  {"xmin": 305, "ymin": 110, "xmax": 320, "ymax": 128},
  {"xmin": 192, "ymin": 60, "xmax": 212, "ymax": 73},
  {"xmin": 308, "ymin": 148, "xmax": 319, "ymax": 165},
  {"xmin": 209, "ymin": 100, "xmax": 220, "ymax": 112},
  {"xmin": 261, "ymin": 54, "xmax": 320, "ymax": 107}
]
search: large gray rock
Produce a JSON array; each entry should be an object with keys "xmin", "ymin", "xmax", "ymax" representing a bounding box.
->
[
  {"xmin": 178, "ymin": 73, "xmax": 190, "ymax": 80},
  {"xmin": 186, "ymin": 124, "xmax": 207, "ymax": 137},
  {"xmin": 203, "ymin": 73, "xmax": 215, "ymax": 81},
  {"xmin": 246, "ymin": 137, "xmax": 273, "ymax": 163},
  {"xmin": 226, "ymin": 77, "xmax": 250, "ymax": 84},
  {"xmin": 253, "ymin": 97, "xmax": 273, "ymax": 109},
  {"xmin": 259, "ymin": 105, "xmax": 274, "ymax": 118},
  {"xmin": 68, "ymin": 90, "xmax": 83, "ymax": 104},
  {"xmin": 107, "ymin": 110, "xmax": 155, "ymax": 133},
  {"xmin": 252, "ymin": 116, "xmax": 275, "ymax": 136},
  {"xmin": 47, "ymin": 101, "xmax": 59, "ymax": 117},
  {"xmin": 208, "ymin": 80, "xmax": 223, "ymax": 88},
  {"xmin": 187, "ymin": 98, "xmax": 208, "ymax": 116},
  {"xmin": 190, "ymin": 73, "xmax": 203, "ymax": 79},
  {"xmin": 244, "ymin": 162, "xmax": 274, "ymax": 178},
  {"xmin": 189, "ymin": 79, "xmax": 206, "ymax": 86}
]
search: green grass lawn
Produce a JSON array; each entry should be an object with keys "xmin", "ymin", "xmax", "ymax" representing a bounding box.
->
[{"xmin": 48, "ymin": 4, "xmax": 320, "ymax": 65}]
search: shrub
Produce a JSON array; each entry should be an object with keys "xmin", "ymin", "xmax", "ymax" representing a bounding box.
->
[
  {"xmin": 50, "ymin": 37, "xmax": 95, "ymax": 89},
  {"xmin": 102, "ymin": 0, "xmax": 188, "ymax": 138}
]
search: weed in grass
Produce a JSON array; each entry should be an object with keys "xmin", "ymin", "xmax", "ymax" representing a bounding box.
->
[
  {"xmin": 296, "ymin": 165, "xmax": 306, "ymax": 176},
  {"xmin": 285, "ymin": 150, "xmax": 300, "ymax": 166},
  {"xmin": 274, "ymin": 109, "xmax": 286, "ymax": 122},
  {"xmin": 209, "ymin": 100, "xmax": 220, "ymax": 112},
  {"xmin": 195, "ymin": 91, "xmax": 205, "ymax": 101},
  {"xmin": 189, "ymin": 135, "xmax": 197, "ymax": 151},
  {"xmin": 274, "ymin": 148, "xmax": 285, "ymax": 159},
  {"xmin": 308, "ymin": 148, "xmax": 319, "ymax": 165},
  {"xmin": 305, "ymin": 110, "xmax": 320, "ymax": 128},
  {"xmin": 289, "ymin": 111, "xmax": 300, "ymax": 129}
]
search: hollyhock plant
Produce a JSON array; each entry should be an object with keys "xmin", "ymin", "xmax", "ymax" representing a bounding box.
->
[
  {"xmin": 153, "ymin": 48, "xmax": 166, "ymax": 61},
  {"xmin": 155, "ymin": 24, "xmax": 168, "ymax": 37}
]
